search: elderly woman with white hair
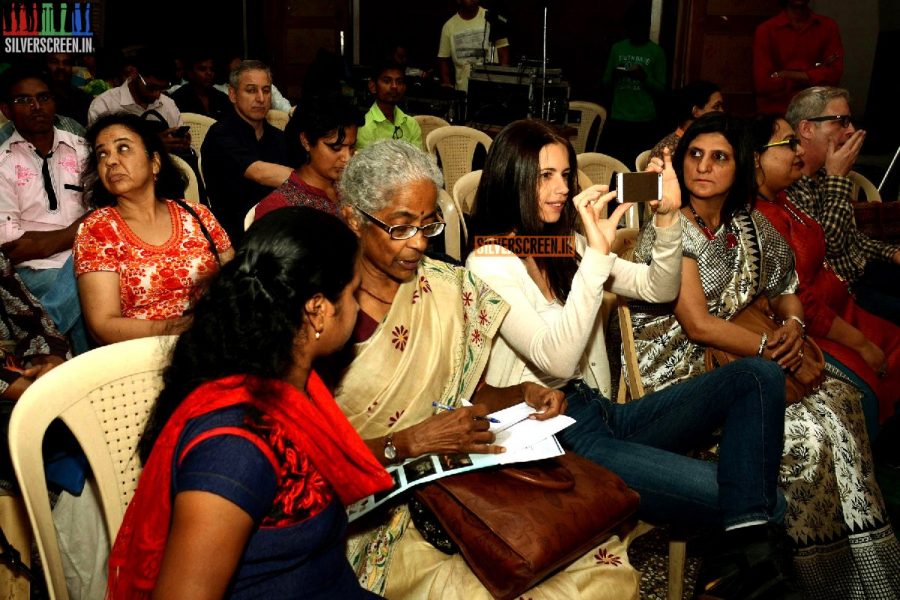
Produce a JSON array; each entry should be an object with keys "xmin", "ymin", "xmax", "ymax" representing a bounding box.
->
[{"xmin": 331, "ymin": 139, "xmax": 640, "ymax": 599}]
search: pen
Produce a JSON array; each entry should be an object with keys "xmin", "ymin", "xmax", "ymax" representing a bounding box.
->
[{"xmin": 432, "ymin": 401, "xmax": 501, "ymax": 424}]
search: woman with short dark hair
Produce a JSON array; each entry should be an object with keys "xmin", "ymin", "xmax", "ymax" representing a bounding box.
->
[
  {"xmin": 75, "ymin": 113, "xmax": 233, "ymax": 344},
  {"xmin": 629, "ymin": 112, "xmax": 900, "ymax": 597},
  {"xmin": 254, "ymin": 96, "xmax": 364, "ymax": 220}
]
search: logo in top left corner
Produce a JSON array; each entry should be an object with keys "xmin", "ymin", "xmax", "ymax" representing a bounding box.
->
[{"xmin": 3, "ymin": 2, "xmax": 94, "ymax": 54}]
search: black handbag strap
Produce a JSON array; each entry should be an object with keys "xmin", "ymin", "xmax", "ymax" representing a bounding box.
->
[{"xmin": 171, "ymin": 198, "xmax": 220, "ymax": 265}]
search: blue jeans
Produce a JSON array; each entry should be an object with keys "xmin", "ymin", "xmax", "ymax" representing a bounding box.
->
[
  {"xmin": 558, "ymin": 357, "xmax": 786, "ymax": 530},
  {"xmin": 16, "ymin": 255, "xmax": 90, "ymax": 355}
]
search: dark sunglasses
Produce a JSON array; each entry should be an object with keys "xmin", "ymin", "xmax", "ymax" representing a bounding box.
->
[{"xmin": 806, "ymin": 114, "xmax": 852, "ymax": 128}]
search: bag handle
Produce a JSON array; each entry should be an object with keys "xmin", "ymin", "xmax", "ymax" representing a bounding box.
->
[{"xmin": 500, "ymin": 460, "xmax": 575, "ymax": 490}]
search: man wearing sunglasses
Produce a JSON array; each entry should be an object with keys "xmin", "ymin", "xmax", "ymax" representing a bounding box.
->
[
  {"xmin": 0, "ymin": 67, "xmax": 91, "ymax": 354},
  {"xmin": 356, "ymin": 59, "xmax": 422, "ymax": 152},
  {"xmin": 786, "ymin": 86, "xmax": 900, "ymax": 325}
]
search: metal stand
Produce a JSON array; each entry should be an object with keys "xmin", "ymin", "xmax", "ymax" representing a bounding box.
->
[
  {"xmin": 540, "ymin": 5, "xmax": 548, "ymax": 120},
  {"xmin": 878, "ymin": 143, "xmax": 900, "ymax": 194}
]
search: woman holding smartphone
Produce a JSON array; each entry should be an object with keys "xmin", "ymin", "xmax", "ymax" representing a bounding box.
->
[{"xmin": 466, "ymin": 119, "xmax": 791, "ymax": 597}]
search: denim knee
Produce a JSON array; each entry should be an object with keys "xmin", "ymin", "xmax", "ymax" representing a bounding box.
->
[{"xmin": 732, "ymin": 357, "xmax": 785, "ymax": 406}]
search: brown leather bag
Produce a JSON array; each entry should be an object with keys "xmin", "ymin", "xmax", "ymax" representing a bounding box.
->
[
  {"xmin": 704, "ymin": 296, "xmax": 825, "ymax": 404},
  {"xmin": 412, "ymin": 453, "xmax": 639, "ymax": 600}
]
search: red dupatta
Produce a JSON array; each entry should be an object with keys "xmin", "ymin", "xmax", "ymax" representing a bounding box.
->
[{"xmin": 106, "ymin": 371, "xmax": 392, "ymax": 599}]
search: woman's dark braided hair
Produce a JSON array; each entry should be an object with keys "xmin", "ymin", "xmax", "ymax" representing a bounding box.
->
[{"xmin": 138, "ymin": 207, "xmax": 359, "ymax": 462}]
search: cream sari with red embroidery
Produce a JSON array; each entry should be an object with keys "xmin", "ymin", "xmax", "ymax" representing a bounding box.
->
[{"xmin": 336, "ymin": 257, "xmax": 639, "ymax": 600}]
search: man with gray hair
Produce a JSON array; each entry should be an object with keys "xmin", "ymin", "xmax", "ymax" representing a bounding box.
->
[
  {"xmin": 201, "ymin": 59, "xmax": 290, "ymax": 242},
  {"xmin": 786, "ymin": 86, "xmax": 900, "ymax": 324}
]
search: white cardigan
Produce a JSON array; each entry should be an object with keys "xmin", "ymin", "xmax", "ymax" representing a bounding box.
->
[{"xmin": 466, "ymin": 218, "xmax": 682, "ymax": 397}]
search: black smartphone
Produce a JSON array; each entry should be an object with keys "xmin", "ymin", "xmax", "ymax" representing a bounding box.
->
[
  {"xmin": 610, "ymin": 171, "xmax": 662, "ymax": 203},
  {"xmin": 171, "ymin": 125, "xmax": 191, "ymax": 138}
]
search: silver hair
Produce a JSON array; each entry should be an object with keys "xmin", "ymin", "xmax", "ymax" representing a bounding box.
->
[
  {"xmin": 785, "ymin": 86, "xmax": 850, "ymax": 129},
  {"xmin": 338, "ymin": 140, "xmax": 444, "ymax": 221},
  {"xmin": 228, "ymin": 59, "xmax": 272, "ymax": 90}
]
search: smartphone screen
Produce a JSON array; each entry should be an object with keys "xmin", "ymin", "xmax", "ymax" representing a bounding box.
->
[
  {"xmin": 172, "ymin": 125, "xmax": 191, "ymax": 138},
  {"xmin": 610, "ymin": 171, "xmax": 662, "ymax": 203}
]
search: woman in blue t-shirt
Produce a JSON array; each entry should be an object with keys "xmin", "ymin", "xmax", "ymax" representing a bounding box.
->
[{"xmin": 107, "ymin": 207, "xmax": 392, "ymax": 599}]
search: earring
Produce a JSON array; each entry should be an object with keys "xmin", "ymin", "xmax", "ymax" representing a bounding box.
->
[{"xmin": 315, "ymin": 330, "xmax": 321, "ymax": 340}]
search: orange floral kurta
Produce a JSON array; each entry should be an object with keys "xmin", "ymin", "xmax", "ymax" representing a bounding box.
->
[{"xmin": 74, "ymin": 200, "xmax": 231, "ymax": 320}]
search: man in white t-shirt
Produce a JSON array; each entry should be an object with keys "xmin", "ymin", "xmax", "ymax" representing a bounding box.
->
[{"xmin": 437, "ymin": 0, "xmax": 510, "ymax": 92}]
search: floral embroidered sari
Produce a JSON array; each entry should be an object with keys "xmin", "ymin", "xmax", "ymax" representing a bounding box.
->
[
  {"xmin": 336, "ymin": 257, "xmax": 640, "ymax": 599},
  {"xmin": 629, "ymin": 209, "xmax": 900, "ymax": 599}
]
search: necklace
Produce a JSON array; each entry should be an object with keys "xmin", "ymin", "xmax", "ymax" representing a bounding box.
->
[
  {"xmin": 688, "ymin": 203, "xmax": 738, "ymax": 249},
  {"xmin": 757, "ymin": 193, "xmax": 809, "ymax": 227},
  {"xmin": 359, "ymin": 286, "xmax": 393, "ymax": 305}
]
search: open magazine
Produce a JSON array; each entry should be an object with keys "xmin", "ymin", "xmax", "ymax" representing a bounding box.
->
[{"xmin": 347, "ymin": 402, "xmax": 575, "ymax": 522}]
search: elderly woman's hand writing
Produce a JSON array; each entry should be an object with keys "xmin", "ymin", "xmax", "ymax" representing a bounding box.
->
[
  {"xmin": 400, "ymin": 403, "xmax": 504, "ymax": 456},
  {"xmin": 575, "ymin": 184, "xmax": 632, "ymax": 255}
]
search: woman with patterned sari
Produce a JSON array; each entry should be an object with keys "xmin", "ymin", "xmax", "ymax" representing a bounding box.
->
[
  {"xmin": 331, "ymin": 140, "xmax": 641, "ymax": 599},
  {"xmin": 627, "ymin": 113, "xmax": 900, "ymax": 599}
]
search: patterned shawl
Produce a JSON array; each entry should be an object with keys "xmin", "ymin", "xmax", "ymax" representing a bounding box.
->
[{"xmin": 334, "ymin": 257, "xmax": 508, "ymax": 595}]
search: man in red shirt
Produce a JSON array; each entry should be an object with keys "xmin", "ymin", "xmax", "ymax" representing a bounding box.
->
[{"xmin": 753, "ymin": 0, "xmax": 843, "ymax": 114}]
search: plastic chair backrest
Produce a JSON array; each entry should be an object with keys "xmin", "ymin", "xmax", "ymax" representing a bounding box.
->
[
  {"xmin": 568, "ymin": 101, "xmax": 607, "ymax": 154},
  {"xmin": 437, "ymin": 188, "xmax": 467, "ymax": 261},
  {"xmin": 635, "ymin": 149, "xmax": 652, "ymax": 173},
  {"xmin": 8, "ymin": 336, "xmax": 176, "ymax": 600},
  {"xmin": 426, "ymin": 126, "xmax": 492, "ymax": 194},
  {"xmin": 413, "ymin": 115, "xmax": 450, "ymax": 150},
  {"xmin": 266, "ymin": 109, "xmax": 290, "ymax": 131},
  {"xmin": 848, "ymin": 170, "xmax": 881, "ymax": 202},
  {"xmin": 452, "ymin": 170, "xmax": 482, "ymax": 215},
  {"xmin": 179, "ymin": 112, "xmax": 217, "ymax": 156},
  {"xmin": 169, "ymin": 153, "xmax": 201, "ymax": 203},
  {"xmin": 244, "ymin": 203, "xmax": 257, "ymax": 231}
]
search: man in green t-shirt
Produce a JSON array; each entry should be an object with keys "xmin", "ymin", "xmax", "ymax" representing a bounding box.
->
[{"xmin": 601, "ymin": 4, "xmax": 666, "ymax": 165}]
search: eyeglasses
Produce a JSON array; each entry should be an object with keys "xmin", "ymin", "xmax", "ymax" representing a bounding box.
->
[
  {"xmin": 138, "ymin": 74, "xmax": 170, "ymax": 93},
  {"xmin": 358, "ymin": 209, "xmax": 445, "ymax": 240},
  {"xmin": 807, "ymin": 114, "xmax": 853, "ymax": 128},
  {"xmin": 10, "ymin": 93, "xmax": 54, "ymax": 106},
  {"xmin": 391, "ymin": 126, "xmax": 403, "ymax": 140},
  {"xmin": 759, "ymin": 136, "xmax": 801, "ymax": 152}
]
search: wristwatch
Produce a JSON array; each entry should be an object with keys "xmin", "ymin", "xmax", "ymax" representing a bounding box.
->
[{"xmin": 383, "ymin": 433, "xmax": 398, "ymax": 463}]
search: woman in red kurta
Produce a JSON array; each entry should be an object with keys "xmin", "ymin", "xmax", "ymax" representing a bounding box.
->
[
  {"xmin": 75, "ymin": 113, "xmax": 234, "ymax": 345},
  {"xmin": 752, "ymin": 115, "xmax": 899, "ymax": 430}
]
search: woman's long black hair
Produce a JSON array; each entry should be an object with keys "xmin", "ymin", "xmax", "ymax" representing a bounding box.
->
[
  {"xmin": 138, "ymin": 207, "xmax": 359, "ymax": 462},
  {"xmin": 468, "ymin": 119, "xmax": 580, "ymax": 301},
  {"xmin": 673, "ymin": 112, "xmax": 755, "ymax": 225},
  {"xmin": 85, "ymin": 112, "xmax": 187, "ymax": 207}
]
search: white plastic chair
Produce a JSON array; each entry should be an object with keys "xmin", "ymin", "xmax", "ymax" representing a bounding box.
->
[
  {"xmin": 244, "ymin": 203, "xmax": 258, "ymax": 230},
  {"xmin": 169, "ymin": 154, "xmax": 201, "ymax": 203},
  {"xmin": 426, "ymin": 126, "xmax": 492, "ymax": 195},
  {"xmin": 412, "ymin": 115, "xmax": 450, "ymax": 151},
  {"xmin": 8, "ymin": 337, "xmax": 176, "ymax": 600},
  {"xmin": 848, "ymin": 170, "xmax": 881, "ymax": 202},
  {"xmin": 179, "ymin": 112, "xmax": 217, "ymax": 156},
  {"xmin": 452, "ymin": 170, "xmax": 482, "ymax": 215},
  {"xmin": 635, "ymin": 149, "xmax": 653, "ymax": 173},
  {"xmin": 568, "ymin": 101, "xmax": 607, "ymax": 154},
  {"xmin": 436, "ymin": 188, "xmax": 466, "ymax": 262},
  {"xmin": 266, "ymin": 109, "xmax": 290, "ymax": 131}
]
